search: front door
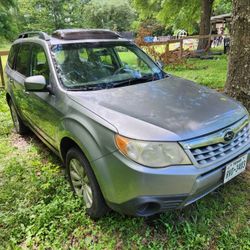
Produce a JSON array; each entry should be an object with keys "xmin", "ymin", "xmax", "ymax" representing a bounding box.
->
[{"xmin": 22, "ymin": 43, "xmax": 62, "ymax": 148}]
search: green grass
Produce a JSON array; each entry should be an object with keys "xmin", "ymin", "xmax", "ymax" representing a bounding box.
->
[
  {"xmin": 0, "ymin": 46, "xmax": 249, "ymax": 249},
  {"xmin": 165, "ymin": 55, "xmax": 228, "ymax": 89}
]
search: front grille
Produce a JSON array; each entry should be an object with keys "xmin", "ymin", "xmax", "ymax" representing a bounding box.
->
[
  {"xmin": 191, "ymin": 123, "xmax": 250, "ymax": 165},
  {"xmin": 181, "ymin": 117, "xmax": 250, "ymax": 167}
]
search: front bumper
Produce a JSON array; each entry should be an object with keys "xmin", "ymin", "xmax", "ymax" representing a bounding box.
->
[{"xmin": 92, "ymin": 146, "xmax": 250, "ymax": 216}]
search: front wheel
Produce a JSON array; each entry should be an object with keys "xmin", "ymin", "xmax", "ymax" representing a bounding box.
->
[
  {"xmin": 9, "ymin": 100, "xmax": 28, "ymax": 135},
  {"xmin": 66, "ymin": 147, "xmax": 109, "ymax": 219}
]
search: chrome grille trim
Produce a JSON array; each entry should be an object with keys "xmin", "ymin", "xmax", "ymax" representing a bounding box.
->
[{"xmin": 181, "ymin": 116, "xmax": 250, "ymax": 167}]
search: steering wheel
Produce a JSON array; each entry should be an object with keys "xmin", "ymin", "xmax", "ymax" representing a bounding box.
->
[{"xmin": 113, "ymin": 66, "xmax": 127, "ymax": 75}]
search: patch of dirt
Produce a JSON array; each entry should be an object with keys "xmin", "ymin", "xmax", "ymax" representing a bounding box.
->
[{"xmin": 9, "ymin": 132, "xmax": 30, "ymax": 151}]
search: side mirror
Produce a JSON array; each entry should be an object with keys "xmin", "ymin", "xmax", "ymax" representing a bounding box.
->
[
  {"xmin": 156, "ymin": 60, "xmax": 164, "ymax": 69},
  {"xmin": 24, "ymin": 75, "xmax": 47, "ymax": 92}
]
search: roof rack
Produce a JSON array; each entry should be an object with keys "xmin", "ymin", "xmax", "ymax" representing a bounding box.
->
[
  {"xmin": 18, "ymin": 31, "xmax": 50, "ymax": 41},
  {"xmin": 52, "ymin": 29, "xmax": 121, "ymax": 40}
]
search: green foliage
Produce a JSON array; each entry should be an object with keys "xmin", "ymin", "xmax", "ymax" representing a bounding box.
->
[
  {"xmin": 133, "ymin": 0, "xmax": 232, "ymax": 34},
  {"xmin": 17, "ymin": 0, "xmax": 90, "ymax": 33},
  {"xmin": 0, "ymin": 1, "xmax": 18, "ymax": 40},
  {"xmin": 83, "ymin": 0, "xmax": 136, "ymax": 31},
  {"xmin": 0, "ymin": 0, "xmax": 233, "ymax": 42},
  {"xmin": 213, "ymin": 0, "xmax": 232, "ymax": 15},
  {"xmin": 0, "ymin": 0, "xmax": 15, "ymax": 7},
  {"xmin": 133, "ymin": 0, "xmax": 161, "ymax": 20},
  {"xmin": 158, "ymin": 0, "xmax": 200, "ymax": 34},
  {"xmin": 133, "ymin": 0, "xmax": 200, "ymax": 33},
  {"xmin": 15, "ymin": 0, "xmax": 136, "ymax": 35}
]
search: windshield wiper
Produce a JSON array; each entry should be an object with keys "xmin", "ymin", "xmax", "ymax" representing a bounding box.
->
[
  {"xmin": 66, "ymin": 82, "xmax": 108, "ymax": 91},
  {"xmin": 112, "ymin": 75, "xmax": 154, "ymax": 88},
  {"xmin": 66, "ymin": 74, "xmax": 160, "ymax": 91}
]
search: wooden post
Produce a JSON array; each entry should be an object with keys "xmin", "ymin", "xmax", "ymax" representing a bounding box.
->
[
  {"xmin": 208, "ymin": 34, "xmax": 212, "ymax": 52},
  {"xmin": 0, "ymin": 51, "xmax": 9, "ymax": 88},
  {"xmin": 180, "ymin": 39, "xmax": 184, "ymax": 58},
  {"xmin": 0, "ymin": 56, "xmax": 4, "ymax": 87},
  {"xmin": 165, "ymin": 42, "xmax": 169, "ymax": 54}
]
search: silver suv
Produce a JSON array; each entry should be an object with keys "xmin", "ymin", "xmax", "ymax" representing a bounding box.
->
[{"xmin": 5, "ymin": 29, "xmax": 250, "ymax": 218}]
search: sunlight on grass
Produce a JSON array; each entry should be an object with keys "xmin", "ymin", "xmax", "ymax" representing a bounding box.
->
[{"xmin": 166, "ymin": 55, "xmax": 228, "ymax": 89}]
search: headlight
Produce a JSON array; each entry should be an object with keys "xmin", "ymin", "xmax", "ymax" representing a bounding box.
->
[{"xmin": 115, "ymin": 134, "xmax": 191, "ymax": 167}]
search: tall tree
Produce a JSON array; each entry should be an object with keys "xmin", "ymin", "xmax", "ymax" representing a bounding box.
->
[
  {"xmin": 225, "ymin": 0, "xmax": 250, "ymax": 110},
  {"xmin": 197, "ymin": 0, "xmax": 214, "ymax": 50},
  {"xmin": 83, "ymin": 0, "xmax": 136, "ymax": 31}
]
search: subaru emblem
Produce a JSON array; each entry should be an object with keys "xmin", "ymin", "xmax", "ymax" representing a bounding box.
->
[{"xmin": 224, "ymin": 130, "xmax": 235, "ymax": 142}]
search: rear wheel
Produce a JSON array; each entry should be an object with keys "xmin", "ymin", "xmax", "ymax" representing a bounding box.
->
[
  {"xmin": 9, "ymin": 100, "xmax": 28, "ymax": 135},
  {"xmin": 66, "ymin": 147, "xmax": 109, "ymax": 219}
]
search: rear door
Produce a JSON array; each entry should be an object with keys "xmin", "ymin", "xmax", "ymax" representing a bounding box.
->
[
  {"xmin": 5, "ymin": 44, "xmax": 19, "ymax": 104},
  {"xmin": 11, "ymin": 43, "xmax": 32, "ymax": 120}
]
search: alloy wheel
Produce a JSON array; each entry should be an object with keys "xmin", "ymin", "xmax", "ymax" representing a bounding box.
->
[{"xmin": 69, "ymin": 158, "xmax": 93, "ymax": 208}]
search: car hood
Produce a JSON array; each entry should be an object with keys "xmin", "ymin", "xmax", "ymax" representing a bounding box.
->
[{"xmin": 67, "ymin": 76, "xmax": 247, "ymax": 141}]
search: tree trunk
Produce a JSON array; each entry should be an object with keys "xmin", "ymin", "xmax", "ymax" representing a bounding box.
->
[
  {"xmin": 224, "ymin": 0, "xmax": 250, "ymax": 111},
  {"xmin": 197, "ymin": 0, "xmax": 214, "ymax": 51}
]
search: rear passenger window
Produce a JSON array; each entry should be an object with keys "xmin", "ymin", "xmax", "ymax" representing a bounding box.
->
[
  {"xmin": 15, "ymin": 43, "xmax": 31, "ymax": 76},
  {"xmin": 7, "ymin": 45, "xmax": 18, "ymax": 69}
]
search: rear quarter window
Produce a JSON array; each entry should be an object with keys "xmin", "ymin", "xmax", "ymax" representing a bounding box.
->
[
  {"xmin": 15, "ymin": 43, "xmax": 31, "ymax": 76},
  {"xmin": 7, "ymin": 45, "xmax": 18, "ymax": 69}
]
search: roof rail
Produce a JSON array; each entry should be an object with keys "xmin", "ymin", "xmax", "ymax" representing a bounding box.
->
[
  {"xmin": 52, "ymin": 29, "xmax": 121, "ymax": 40},
  {"xmin": 18, "ymin": 31, "xmax": 50, "ymax": 41}
]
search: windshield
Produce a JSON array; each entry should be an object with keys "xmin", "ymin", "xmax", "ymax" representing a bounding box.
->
[{"xmin": 51, "ymin": 42, "xmax": 165, "ymax": 90}]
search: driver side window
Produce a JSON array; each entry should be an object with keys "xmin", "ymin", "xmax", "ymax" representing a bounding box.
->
[{"xmin": 31, "ymin": 45, "xmax": 50, "ymax": 83}]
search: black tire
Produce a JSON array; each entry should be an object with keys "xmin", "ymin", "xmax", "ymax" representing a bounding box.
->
[
  {"xmin": 66, "ymin": 147, "xmax": 109, "ymax": 219},
  {"xmin": 9, "ymin": 100, "xmax": 29, "ymax": 135}
]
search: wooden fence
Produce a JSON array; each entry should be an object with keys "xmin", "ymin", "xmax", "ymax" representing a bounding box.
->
[
  {"xmin": 0, "ymin": 51, "xmax": 8, "ymax": 88},
  {"xmin": 143, "ymin": 34, "xmax": 227, "ymax": 57}
]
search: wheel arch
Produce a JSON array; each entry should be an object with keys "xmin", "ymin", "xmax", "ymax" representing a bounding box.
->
[
  {"xmin": 58, "ymin": 117, "xmax": 115, "ymax": 165},
  {"xmin": 60, "ymin": 136, "xmax": 85, "ymax": 163}
]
